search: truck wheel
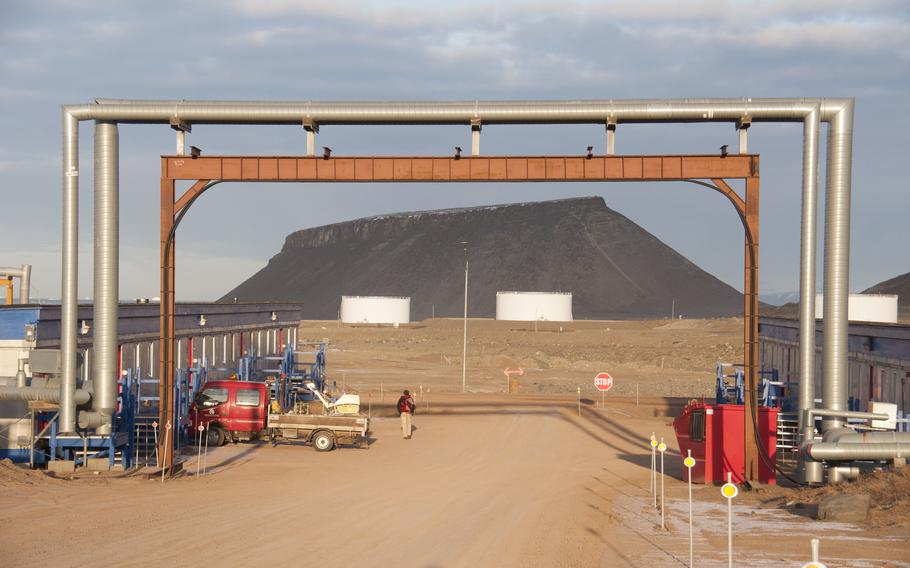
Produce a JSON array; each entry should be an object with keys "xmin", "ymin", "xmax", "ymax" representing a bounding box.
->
[
  {"xmin": 312, "ymin": 430, "xmax": 335, "ymax": 452},
  {"xmin": 206, "ymin": 426, "xmax": 225, "ymax": 447}
]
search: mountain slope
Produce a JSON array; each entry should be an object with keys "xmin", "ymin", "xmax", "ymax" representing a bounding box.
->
[{"xmin": 220, "ymin": 197, "xmax": 743, "ymax": 320}]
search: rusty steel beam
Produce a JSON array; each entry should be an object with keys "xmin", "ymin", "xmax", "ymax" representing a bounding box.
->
[
  {"xmin": 159, "ymin": 177, "xmax": 176, "ymax": 474},
  {"xmin": 162, "ymin": 154, "xmax": 758, "ymax": 182},
  {"xmin": 743, "ymin": 177, "xmax": 761, "ymax": 482}
]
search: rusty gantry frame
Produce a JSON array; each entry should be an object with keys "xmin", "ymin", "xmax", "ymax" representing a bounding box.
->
[{"xmin": 159, "ymin": 153, "xmax": 761, "ymax": 479}]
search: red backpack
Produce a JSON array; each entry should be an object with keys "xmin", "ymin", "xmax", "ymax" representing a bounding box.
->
[{"xmin": 398, "ymin": 396, "xmax": 412, "ymax": 413}]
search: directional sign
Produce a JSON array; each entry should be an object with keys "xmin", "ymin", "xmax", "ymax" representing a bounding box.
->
[
  {"xmin": 721, "ymin": 481, "xmax": 739, "ymax": 499},
  {"xmin": 594, "ymin": 372, "xmax": 614, "ymax": 392},
  {"xmin": 503, "ymin": 367, "xmax": 524, "ymax": 377}
]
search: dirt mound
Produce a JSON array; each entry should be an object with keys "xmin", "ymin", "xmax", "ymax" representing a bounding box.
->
[
  {"xmin": 863, "ymin": 271, "xmax": 910, "ymax": 306},
  {"xmin": 792, "ymin": 468, "xmax": 910, "ymax": 527},
  {"xmin": 221, "ymin": 197, "xmax": 743, "ymax": 320},
  {"xmin": 0, "ymin": 459, "xmax": 59, "ymax": 486}
]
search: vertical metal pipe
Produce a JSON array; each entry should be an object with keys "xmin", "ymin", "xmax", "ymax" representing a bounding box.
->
[
  {"xmin": 60, "ymin": 110, "xmax": 79, "ymax": 433},
  {"xmin": 462, "ymin": 253, "xmax": 469, "ymax": 393},
  {"xmin": 18, "ymin": 264, "xmax": 31, "ymax": 303},
  {"xmin": 798, "ymin": 106, "xmax": 822, "ymax": 483},
  {"xmin": 93, "ymin": 121, "xmax": 119, "ymax": 435},
  {"xmin": 821, "ymin": 100, "xmax": 854, "ymax": 433}
]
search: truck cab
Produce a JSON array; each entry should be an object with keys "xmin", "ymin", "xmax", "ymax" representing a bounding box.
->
[{"xmin": 189, "ymin": 380, "xmax": 269, "ymax": 446}]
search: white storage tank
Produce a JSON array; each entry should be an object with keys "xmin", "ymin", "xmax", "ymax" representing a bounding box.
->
[
  {"xmin": 340, "ymin": 296, "xmax": 411, "ymax": 324},
  {"xmin": 496, "ymin": 291, "xmax": 573, "ymax": 322},
  {"xmin": 814, "ymin": 293, "xmax": 898, "ymax": 324}
]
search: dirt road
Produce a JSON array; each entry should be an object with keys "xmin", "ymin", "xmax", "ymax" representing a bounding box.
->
[
  {"xmin": 0, "ymin": 396, "xmax": 617, "ymax": 567},
  {"xmin": 3, "ymin": 395, "xmax": 907, "ymax": 567}
]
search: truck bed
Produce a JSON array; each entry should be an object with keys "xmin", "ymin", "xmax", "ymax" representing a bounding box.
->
[
  {"xmin": 267, "ymin": 412, "xmax": 370, "ymax": 449},
  {"xmin": 267, "ymin": 413, "xmax": 368, "ymax": 432}
]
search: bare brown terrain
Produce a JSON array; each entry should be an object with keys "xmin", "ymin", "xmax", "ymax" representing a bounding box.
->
[
  {"xmin": 307, "ymin": 317, "xmax": 742, "ymax": 400},
  {"xmin": 1, "ymin": 318, "xmax": 908, "ymax": 567}
]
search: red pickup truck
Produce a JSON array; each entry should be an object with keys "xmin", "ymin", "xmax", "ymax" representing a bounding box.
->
[
  {"xmin": 190, "ymin": 380, "xmax": 269, "ymax": 446},
  {"xmin": 189, "ymin": 380, "xmax": 369, "ymax": 451}
]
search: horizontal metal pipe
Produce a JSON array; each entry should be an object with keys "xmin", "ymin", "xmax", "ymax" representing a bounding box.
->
[
  {"xmin": 822, "ymin": 429, "xmax": 910, "ymax": 444},
  {"xmin": 0, "ymin": 386, "xmax": 90, "ymax": 404},
  {"xmin": 66, "ymin": 97, "xmax": 851, "ymax": 125},
  {"xmin": 0, "ymin": 266, "xmax": 27, "ymax": 277},
  {"xmin": 808, "ymin": 409, "xmax": 887, "ymax": 421},
  {"xmin": 77, "ymin": 411, "xmax": 108, "ymax": 429},
  {"xmin": 807, "ymin": 442, "xmax": 910, "ymax": 461}
]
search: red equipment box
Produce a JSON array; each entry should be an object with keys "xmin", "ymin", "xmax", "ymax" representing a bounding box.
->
[{"xmin": 673, "ymin": 401, "xmax": 777, "ymax": 484}]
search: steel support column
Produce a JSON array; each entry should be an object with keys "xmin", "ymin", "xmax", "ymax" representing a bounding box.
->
[
  {"xmin": 743, "ymin": 176, "xmax": 760, "ymax": 481},
  {"xmin": 159, "ymin": 177, "xmax": 176, "ymax": 473}
]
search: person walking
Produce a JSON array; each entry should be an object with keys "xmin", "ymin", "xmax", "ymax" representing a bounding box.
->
[{"xmin": 397, "ymin": 389, "xmax": 416, "ymax": 439}]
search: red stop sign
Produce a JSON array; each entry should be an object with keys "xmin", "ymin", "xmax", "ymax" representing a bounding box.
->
[{"xmin": 594, "ymin": 372, "xmax": 614, "ymax": 391}]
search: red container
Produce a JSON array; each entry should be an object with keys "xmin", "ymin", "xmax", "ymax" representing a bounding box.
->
[{"xmin": 673, "ymin": 401, "xmax": 777, "ymax": 484}]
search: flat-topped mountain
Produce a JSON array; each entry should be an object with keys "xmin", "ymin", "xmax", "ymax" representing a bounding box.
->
[{"xmin": 220, "ymin": 197, "xmax": 743, "ymax": 320}]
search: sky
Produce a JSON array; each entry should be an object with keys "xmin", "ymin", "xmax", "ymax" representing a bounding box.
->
[{"xmin": 0, "ymin": 0, "xmax": 908, "ymax": 302}]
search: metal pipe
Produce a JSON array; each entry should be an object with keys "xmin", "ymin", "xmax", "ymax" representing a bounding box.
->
[
  {"xmin": 0, "ymin": 386, "xmax": 90, "ymax": 404},
  {"xmin": 19, "ymin": 264, "xmax": 30, "ymax": 304},
  {"xmin": 15, "ymin": 359, "xmax": 26, "ymax": 388},
  {"xmin": 797, "ymin": 105, "xmax": 821, "ymax": 484},
  {"xmin": 0, "ymin": 265, "xmax": 32, "ymax": 304},
  {"xmin": 77, "ymin": 410, "xmax": 107, "ymax": 429},
  {"xmin": 822, "ymin": 429, "xmax": 910, "ymax": 444},
  {"xmin": 807, "ymin": 442, "xmax": 910, "ymax": 461},
  {"xmin": 828, "ymin": 465, "xmax": 860, "ymax": 484},
  {"xmin": 821, "ymin": 99, "xmax": 854, "ymax": 432},
  {"xmin": 808, "ymin": 409, "xmax": 887, "ymax": 422},
  {"xmin": 60, "ymin": 109, "xmax": 79, "ymax": 434},
  {"xmin": 92, "ymin": 121, "xmax": 119, "ymax": 435},
  {"xmin": 72, "ymin": 98, "xmax": 847, "ymax": 124},
  {"xmin": 59, "ymin": 97, "xmax": 855, "ymax": 449}
]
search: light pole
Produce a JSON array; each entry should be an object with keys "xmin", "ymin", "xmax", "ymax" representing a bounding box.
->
[{"xmin": 461, "ymin": 241, "xmax": 468, "ymax": 393}]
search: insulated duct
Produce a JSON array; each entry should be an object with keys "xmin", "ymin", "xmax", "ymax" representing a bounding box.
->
[
  {"xmin": 60, "ymin": 110, "xmax": 79, "ymax": 434},
  {"xmin": 807, "ymin": 441, "xmax": 910, "ymax": 462},
  {"xmin": 59, "ymin": 97, "xmax": 854, "ymax": 459},
  {"xmin": 0, "ymin": 386, "xmax": 90, "ymax": 404},
  {"xmin": 92, "ymin": 121, "xmax": 118, "ymax": 435},
  {"xmin": 821, "ymin": 103, "xmax": 854, "ymax": 432},
  {"xmin": 797, "ymin": 107, "xmax": 822, "ymax": 484}
]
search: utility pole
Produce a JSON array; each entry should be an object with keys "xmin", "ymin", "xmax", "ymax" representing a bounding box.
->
[
  {"xmin": 671, "ymin": 298, "xmax": 676, "ymax": 320},
  {"xmin": 461, "ymin": 241, "xmax": 469, "ymax": 393}
]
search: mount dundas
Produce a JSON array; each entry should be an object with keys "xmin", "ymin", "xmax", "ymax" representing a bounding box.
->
[{"xmin": 220, "ymin": 197, "xmax": 743, "ymax": 320}]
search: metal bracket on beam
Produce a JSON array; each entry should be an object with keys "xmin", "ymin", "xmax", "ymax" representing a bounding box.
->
[
  {"xmin": 736, "ymin": 117, "xmax": 751, "ymax": 154},
  {"xmin": 303, "ymin": 118, "xmax": 319, "ymax": 157},
  {"xmin": 170, "ymin": 118, "xmax": 192, "ymax": 156},
  {"xmin": 470, "ymin": 118, "xmax": 481, "ymax": 156},
  {"xmin": 606, "ymin": 118, "xmax": 617, "ymax": 155}
]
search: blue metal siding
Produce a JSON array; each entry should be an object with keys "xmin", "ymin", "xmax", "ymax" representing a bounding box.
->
[{"xmin": 0, "ymin": 308, "xmax": 40, "ymax": 340}]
